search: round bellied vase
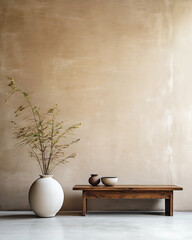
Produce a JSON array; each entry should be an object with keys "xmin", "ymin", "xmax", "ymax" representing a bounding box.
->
[
  {"xmin": 88, "ymin": 174, "xmax": 100, "ymax": 186},
  {"xmin": 28, "ymin": 175, "xmax": 64, "ymax": 218}
]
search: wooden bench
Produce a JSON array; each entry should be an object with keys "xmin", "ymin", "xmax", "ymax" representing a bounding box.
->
[{"xmin": 73, "ymin": 185, "xmax": 183, "ymax": 216}]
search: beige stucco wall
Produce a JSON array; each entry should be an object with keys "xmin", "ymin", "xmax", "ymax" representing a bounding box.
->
[{"xmin": 0, "ymin": 0, "xmax": 192, "ymax": 211}]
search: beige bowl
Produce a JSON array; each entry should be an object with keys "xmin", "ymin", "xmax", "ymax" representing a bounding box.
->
[{"xmin": 101, "ymin": 177, "xmax": 118, "ymax": 186}]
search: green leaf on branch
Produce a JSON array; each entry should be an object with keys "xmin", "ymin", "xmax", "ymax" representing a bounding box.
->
[{"xmin": 23, "ymin": 92, "xmax": 30, "ymax": 99}]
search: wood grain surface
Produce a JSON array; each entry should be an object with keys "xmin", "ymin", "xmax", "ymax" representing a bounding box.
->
[
  {"xmin": 85, "ymin": 190, "xmax": 171, "ymax": 199},
  {"xmin": 73, "ymin": 185, "xmax": 183, "ymax": 191}
]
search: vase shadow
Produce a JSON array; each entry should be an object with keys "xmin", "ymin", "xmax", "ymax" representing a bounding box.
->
[{"xmin": 0, "ymin": 214, "xmax": 36, "ymax": 220}]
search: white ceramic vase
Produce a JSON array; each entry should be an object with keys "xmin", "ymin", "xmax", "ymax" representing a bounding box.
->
[{"xmin": 28, "ymin": 175, "xmax": 64, "ymax": 218}]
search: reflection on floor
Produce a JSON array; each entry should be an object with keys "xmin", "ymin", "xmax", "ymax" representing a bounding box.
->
[{"xmin": 0, "ymin": 211, "xmax": 191, "ymax": 240}]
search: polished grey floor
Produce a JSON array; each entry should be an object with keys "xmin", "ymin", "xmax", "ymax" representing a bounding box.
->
[{"xmin": 0, "ymin": 211, "xmax": 191, "ymax": 240}]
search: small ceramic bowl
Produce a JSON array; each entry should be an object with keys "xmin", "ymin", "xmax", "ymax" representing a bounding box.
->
[{"xmin": 101, "ymin": 177, "xmax": 118, "ymax": 186}]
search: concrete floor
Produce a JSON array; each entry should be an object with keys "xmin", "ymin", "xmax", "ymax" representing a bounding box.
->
[{"xmin": 0, "ymin": 211, "xmax": 191, "ymax": 240}]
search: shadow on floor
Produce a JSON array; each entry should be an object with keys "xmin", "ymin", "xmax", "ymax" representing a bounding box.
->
[
  {"xmin": 85, "ymin": 211, "xmax": 166, "ymax": 216},
  {"xmin": 0, "ymin": 212, "xmax": 83, "ymax": 219},
  {"xmin": 0, "ymin": 211, "xmax": 167, "ymax": 219},
  {"xmin": 0, "ymin": 214, "xmax": 36, "ymax": 220},
  {"xmin": 58, "ymin": 211, "xmax": 166, "ymax": 216}
]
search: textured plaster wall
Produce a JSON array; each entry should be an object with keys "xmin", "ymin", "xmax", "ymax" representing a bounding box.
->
[{"xmin": 0, "ymin": 0, "xmax": 192, "ymax": 211}]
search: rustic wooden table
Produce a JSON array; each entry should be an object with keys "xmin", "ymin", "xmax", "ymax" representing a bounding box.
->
[{"xmin": 73, "ymin": 185, "xmax": 183, "ymax": 216}]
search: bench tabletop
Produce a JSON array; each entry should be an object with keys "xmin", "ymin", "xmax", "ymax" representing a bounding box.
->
[{"xmin": 73, "ymin": 185, "xmax": 183, "ymax": 191}]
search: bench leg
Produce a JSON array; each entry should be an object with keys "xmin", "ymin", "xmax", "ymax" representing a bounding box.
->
[
  {"xmin": 82, "ymin": 191, "xmax": 87, "ymax": 216},
  {"xmin": 165, "ymin": 191, "xmax": 173, "ymax": 216}
]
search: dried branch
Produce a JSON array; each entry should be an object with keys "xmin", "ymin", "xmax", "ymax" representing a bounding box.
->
[{"xmin": 4, "ymin": 78, "xmax": 81, "ymax": 175}]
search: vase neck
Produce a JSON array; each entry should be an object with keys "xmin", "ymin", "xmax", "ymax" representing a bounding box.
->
[{"xmin": 40, "ymin": 175, "xmax": 53, "ymax": 178}]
